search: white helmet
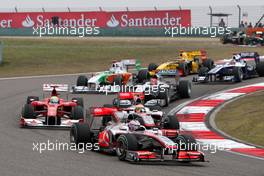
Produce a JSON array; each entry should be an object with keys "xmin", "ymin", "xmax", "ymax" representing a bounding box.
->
[
  {"xmin": 233, "ymin": 54, "xmax": 241, "ymax": 61},
  {"xmin": 128, "ymin": 120, "xmax": 141, "ymax": 131}
]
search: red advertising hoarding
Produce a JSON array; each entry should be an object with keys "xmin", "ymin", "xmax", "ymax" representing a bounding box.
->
[{"xmin": 0, "ymin": 10, "xmax": 191, "ymax": 28}]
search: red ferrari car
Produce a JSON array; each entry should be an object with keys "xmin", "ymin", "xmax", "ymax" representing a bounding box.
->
[{"xmin": 20, "ymin": 84, "xmax": 84, "ymax": 128}]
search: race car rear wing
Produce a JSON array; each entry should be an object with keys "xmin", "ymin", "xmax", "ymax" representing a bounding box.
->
[
  {"xmin": 122, "ymin": 59, "xmax": 142, "ymax": 71},
  {"xmin": 43, "ymin": 84, "xmax": 69, "ymax": 92}
]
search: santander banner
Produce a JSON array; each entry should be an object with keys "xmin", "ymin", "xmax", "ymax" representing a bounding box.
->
[{"xmin": 0, "ymin": 10, "xmax": 191, "ymax": 28}]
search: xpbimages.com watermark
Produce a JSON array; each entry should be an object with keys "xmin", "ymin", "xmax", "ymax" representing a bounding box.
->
[
  {"xmin": 32, "ymin": 26, "xmax": 100, "ymax": 37},
  {"xmin": 164, "ymin": 26, "xmax": 232, "ymax": 38},
  {"xmin": 32, "ymin": 140, "xmax": 225, "ymax": 154},
  {"xmin": 32, "ymin": 140, "xmax": 99, "ymax": 154},
  {"xmin": 96, "ymin": 83, "xmax": 167, "ymax": 95}
]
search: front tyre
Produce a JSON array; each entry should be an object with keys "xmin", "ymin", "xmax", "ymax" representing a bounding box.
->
[
  {"xmin": 77, "ymin": 75, "xmax": 88, "ymax": 86},
  {"xmin": 116, "ymin": 134, "xmax": 138, "ymax": 161},
  {"xmin": 178, "ymin": 80, "xmax": 191, "ymax": 98},
  {"xmin": 70, "ymin": 123, "xmax": 91, "ymax": 146},
  {"xmin": 233, "ymin": 67, "xmax": 243, "ymax": 82}
]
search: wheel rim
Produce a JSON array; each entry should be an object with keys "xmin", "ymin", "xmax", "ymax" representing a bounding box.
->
[
  {"xmin": 187, "ymin": 84, "xmax": 191, "ymax": 96},
  {"xmin": 239, "ymin": 69, "xmax": 243, "ymax": 80},
  {"xmin": 70, "ymin": 128, "xmax": 76, "ymax": 144},
  {"xmin": 116, "ymin": 140, "xmax": 127, "ymax": 157}
]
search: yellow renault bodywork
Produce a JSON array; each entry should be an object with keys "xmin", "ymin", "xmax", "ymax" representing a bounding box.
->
[{"xmin": 149, "ymin": 50, "xmax": 208, "ymax": 76}]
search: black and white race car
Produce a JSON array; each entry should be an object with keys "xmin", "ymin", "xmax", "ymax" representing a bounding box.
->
[
  {"xmin": 193, "ymin": 52, "xmax": 264, "ymax": 83},
  {"xmin": 132, "ymin": 77, "xmax": 192, "ymax": 107}
]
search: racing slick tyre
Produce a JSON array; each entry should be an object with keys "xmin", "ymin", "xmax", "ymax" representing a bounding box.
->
[
  {"xmin": 198, "ymin": 67, "xmax": 209, "ymax": 76},
  {"xmin": 148, "ymin": 63, "xmax": 158, "ymax": 71},
  {"xmin": 70, "ymin": 123, "xmax": 91, "ymax": 146},
  {"xmin": 22, "ymin": 104, "xmax": 35, "ymax": 119},
  {"xmin": 159, "ymin": 88, "xmax": 170, "ymax": 107},
  {"xmin": 174, "ymin": 134, "xmax": 197, "ymax": 151},
  {"xmin": 178, "ymin": 80, "xmax": 191, "ymax": 98},
  {"xmin": 179, "ymin": 63, "xmax": 190, "ymax": 76},
  {"xmin": 26, "ymin": 96, "xmax": 39, "ymax": 104},
  {"xmin": 163, "ymin": 115, "xmax": 180, "ymax": 130},
  {"xmin": 148, "ymin": 105, "xmax": 162, "ymax": 111},
  {"xmin": 116, "ymin": 134, "xmax": 138, "ymax": 161},
  {"xmin": 113, "ymin": 75, "xmax": 123, "ymax": 87},
  {"xmin": 137, "ymin": 69, "xmax": 150, "ymax": 83},
  {"xmin": 256, "ymin": 62, "xmax": 264, "ymax": 77},
  {"xmin": 71, "ymin": 106, "xmax": 84, "ymax": 120},
  {"xmin": 103, "ymin": 104, "xmax": 114, "ymax": 108},
  {"xmin": 76, "ymin": 75, "xmax": 88, "ymax": 86},
  {"xmin": 203, "ymin": 59, "xmax": 214, "ymax": 70},
  {"xmin": 72, "ymin": 97, "xmax": 84, "ymax": 107},
  {"xmin": 220, "ymin": 36, "xmax": 227, "ymax": 44},
  {"xmin": 233, "ymin": 67, "xmax": 243, "ymax": 82}
]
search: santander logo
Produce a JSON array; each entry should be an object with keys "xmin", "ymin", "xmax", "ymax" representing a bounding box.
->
[
  {"xmin": 22, "ymin": 15, "xmax": 35, "ymax": 27},
  {"xmin": 106, "ymin": 13, "xmax": 182, "ymax": 28},
  {"xmin": 106, "ymin": 15, "xmax": 119, "ymax": 28}
]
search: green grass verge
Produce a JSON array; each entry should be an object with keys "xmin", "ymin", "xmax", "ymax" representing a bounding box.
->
[
  {"xmin": 215, "ymin": 91, "xmax": 264, "ymax": 147},
  {"xmin": 0, "ymin": 37, "xmax": 264, "ymax": 77}
]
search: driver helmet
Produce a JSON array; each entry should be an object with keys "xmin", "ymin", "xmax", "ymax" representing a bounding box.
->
[
  {"xmin": 128, "ymin": 120, "xmax": 141, "ymax": 131},
  {"xmin": 135, "ymin": 104, "xmax": 146, "ymax": 113},
  {"xmin": 50, "ymin": 96, "xmax": 59, "ymax": 104},
  {"xmin": 134, "ymin": 95, "xmax": 142, "ymax": 105},
  {"xmin": 150, "ymin": 76, "xmax": 158, "ymax": 85},
  {"xmin": 233, "ymin": 54, "xmax": 241, "ymax": 62}
]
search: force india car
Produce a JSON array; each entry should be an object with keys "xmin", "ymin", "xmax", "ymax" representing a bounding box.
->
[
  {"xmin": 148, "ymin": 50, "xmax": 214, "ymax": 77},
  {"xmin": 193, "ymin": 52, "xmax": 264, "ymax": 83},
  {"xmin": 20, "ymin": 84, "xmax": 84, "ymax": 128},
  {"xmin": 72, "ymin": 59, "xmax": 148, "ymax": 93},
  {"xmin": 70, "ymin": 107, "xmax": 204, "ymax": 163}
]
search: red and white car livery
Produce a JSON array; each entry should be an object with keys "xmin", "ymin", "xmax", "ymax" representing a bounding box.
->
[
  {"xmin": 70, "ymin": 106, "xmax": 205, "ymax": 163},
  {"xmin": 20, "ymin": 84, "xmax": 84, "ymax": 128}
]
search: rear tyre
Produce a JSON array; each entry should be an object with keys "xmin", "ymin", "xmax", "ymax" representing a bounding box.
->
[
  {"xmin": 178, "ymin": 80, "xmax": 191, "ymax": 98},
  {"xmin": 179, "ymin": 63, "xmax": 190, "ymax": 76},
  {"xmin": 70, "ymin": 123, "xmax": 91, "ymax": 145},
  {"xmin": 26, "ymin": 96, "xmax": 39, "ymax": 104},
  {"xmin": 159, "ymin": 88, "xmax": 170, "ymax": 107},
  {"xmin": 148, "ymin": 63, "xmax": 158, "ymax": 71},
  {"xmin": 163, "ymin": 115, "xmax": 180, "ymax": 130},
  {"xmin": 116, "ymin": 134, "xmax": 138, "ymax": 161},
  {"xmin": 22, "ymin": 104, "xmax": 35, "ymax": 119},
  {"xmin": 137, "ymin": 69, "xmax": 150, "ymax": 83},
  {"xmin": 198, "ymin": 67, "xmax": 209, "ymax": 76},
  {"xmin": 72, "ymin": 97, "xmax": 84, "ymax": 107},
  {"xmin": 233, "ymin": 67, "xmax": 243, "ymax": 82},
  {"xmin": 203, "ymin": 59, "xmax": 214, "ymax": 69},
  {"xmin": 113, "ymin": 75, "xmax": 123, "ymax": 87},
  {"xmin": 103, "ymin": 104, "xmax": 114, "ymax": 108},
  {"xmin": 77, "ymin": 75, "xmax": 88, "ymax": 86},
  {"xmin": 256, "ymin": 62, "xmax": 264, "ymax": 76},
  {"xmin": 71, "ymin": 106, "xmax": 84, "ymax": 120}
]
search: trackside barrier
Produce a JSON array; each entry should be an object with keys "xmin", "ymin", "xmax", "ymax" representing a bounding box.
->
[
  {"xmin": 0, "ymin": 27, "xmax": 240, "ymax": 37},
  {"xmin": 0, "ymin": 41, "xmax": 3, "ymax": 65}
]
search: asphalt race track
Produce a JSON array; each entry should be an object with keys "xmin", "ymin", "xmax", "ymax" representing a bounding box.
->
[{"xmin": 0, "ymin": 74, "xmax": 264, "ymax": 176}]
